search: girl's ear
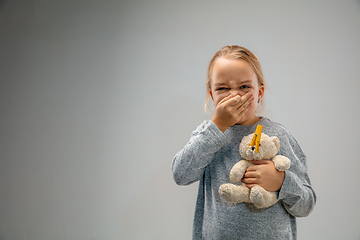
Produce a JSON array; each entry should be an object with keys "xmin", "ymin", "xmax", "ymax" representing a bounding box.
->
[
  {"xmin": 209, "ymin": 90, "xmax": 214, "ymax": 101},
  {"xmin": 258, "ymin": 85, "xmax": 265, "ymax": 102}
]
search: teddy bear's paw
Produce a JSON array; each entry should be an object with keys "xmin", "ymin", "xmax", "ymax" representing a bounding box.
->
[
  {"xmin": 229, "ymin": 171, "xmax": 244, "ymax": 183},
  {"xmin": 219, "ymin": 183, "xmax": 250, "ymax": 203},
  {"xmin": 273, "ymin": 155, "xmax": 291, "ymax": 171},
  {"xmin": 274, "ymin": 162, "xmax": 287, "ymax": 172},
  {"xmin": 250, "ymin": 186, "xmax": 266, "ymax": 208},
  {"xmin": 250, "ymin": 186, "xmax": 278, "ymax": 208},
  {"xmin": 229, "ymin": 160, "xmax": 250, "ymax": 183}
]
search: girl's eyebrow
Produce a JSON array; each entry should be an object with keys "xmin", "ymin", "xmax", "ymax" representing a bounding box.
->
[
  {"xmin": 214, "ymin": 80, "xmax": 252, "ymax": 86},
  {"xmin": 239, "ymin": 80, "xmax": 252, "ymax": 84},
  {"xmin": 214, "ymin": 83, "xmax": 227, "ymax": 86}
]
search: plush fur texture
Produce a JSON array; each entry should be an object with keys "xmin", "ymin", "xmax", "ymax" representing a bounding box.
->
[{"xmin": 219, "ymin": 133, "xmax": 291, "ymax": 208}]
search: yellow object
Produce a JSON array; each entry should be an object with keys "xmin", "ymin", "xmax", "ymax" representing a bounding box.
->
[{"xmin": 248, "ymin": 125, "xmax": 263, "ymax": 153}]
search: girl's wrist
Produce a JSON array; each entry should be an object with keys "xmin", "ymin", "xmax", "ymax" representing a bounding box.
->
[{"xmin": 211, "ymin": 119, "xmax": 228, "ymax": 133}]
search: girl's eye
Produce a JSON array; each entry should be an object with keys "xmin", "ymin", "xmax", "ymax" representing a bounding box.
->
[
  {"xmin": 239, "ymin": 85, "xmax": 250, "ymax": 89},
  {"xmin": 217, "ymin": 87, "xmax": 229, "ymax": 91}
]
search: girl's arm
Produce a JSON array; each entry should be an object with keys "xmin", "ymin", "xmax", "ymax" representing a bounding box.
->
[
  {"xmin": 277, "ymin": 129, "xmax": 316, "ymax": 217},
  {"xmin": 172, "ymin": 121, "xmax": 229, "ymax": 186},
  {"xmin": 279, "ymin": 170, "xmax": 316, "ymax": 217},
  {"xmin": 242, "ymin": 127, "xmax": 316, "ymax": 217}
]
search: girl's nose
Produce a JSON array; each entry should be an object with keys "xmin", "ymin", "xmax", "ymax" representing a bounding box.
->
[{"xmin": 230, "ymin": 89, "xmax": 243, "ymax": 96}]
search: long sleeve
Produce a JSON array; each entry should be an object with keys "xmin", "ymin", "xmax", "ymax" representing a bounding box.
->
[
  {"xmin": 277, "ymin": 128, "xmax": 317, "ymax": 217},
  {"xmin": 172, "ymin": 117, "xmax": 316, "ymax": 239},
  {"xmin": 172, "ymin": 121, "xmax": 229, "ymax": 186}
]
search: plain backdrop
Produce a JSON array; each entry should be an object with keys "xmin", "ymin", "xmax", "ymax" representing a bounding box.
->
[{"xmin": 1, "ymin": 0, "xmax": 360, "ymax": 239}]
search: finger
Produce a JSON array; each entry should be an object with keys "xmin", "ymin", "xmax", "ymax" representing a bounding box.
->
[
  {"xmin": 242, "ymin": 91, "xmax": 253, "ymax": 102},
  {"xmin": 236, "ymin": 101, "xmax": 250, "ymax": 116},
  {"xmin": 242, "ymin": 177, "xmax": 258, "ymax": 184},
  {"xmin": 245, "ymin": 165, "xmax": 259, "ymax": 172},
  {"xmin": 226, "ymin": 95, "xmax": 242, "ymax": 106},
  {"xmin": 217, "ymin": 93, "xmax": 239, "ymax": 107},
  {"xmin": 243, "ymin": 171, "xmax": 257, "ymax": 178},
  {"xmin": 227, "ymin": 92, "xmax": 253, "ymax": 108},
  {"xmin": 235, "ymin": 93, "xmax": 254, "ymax": 111},
  {"xmin": 216, "ymin": 94, "xmax": 232, "ymax": 106},
  {"xmin": 237, "ymin": 92, "xmax": 253, "ymax": 107}
]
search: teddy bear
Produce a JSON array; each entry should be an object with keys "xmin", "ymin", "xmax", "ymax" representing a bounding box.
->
[{"xmin": 218, "ymin": 125, "xmax": 291, "ymax": 208}]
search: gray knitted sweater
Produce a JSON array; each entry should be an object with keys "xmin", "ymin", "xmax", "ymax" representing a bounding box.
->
[{"xmin": 172, "ymin": 118, "xmax": 316, "ymax": 240}]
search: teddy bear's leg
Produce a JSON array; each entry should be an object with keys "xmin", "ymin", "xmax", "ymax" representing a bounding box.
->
[
  {"xmin": 229, "ymin": 160, "xmax": 253, "ymax": 183},
  {"xmin": 250, "ymin": 185, "xmax": 278, "ymax": 208},
  {"xmin": 219, "ymin": 183, "xmax": 251, "ymax": 203},
  {"xmin": 272, "ymin": 155, "xmax": 291, "ymax": 171}
]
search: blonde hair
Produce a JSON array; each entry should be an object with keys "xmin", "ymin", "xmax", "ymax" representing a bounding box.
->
[{"xmin": 205, "ymin": 45, "xmax": 266, "ymax": 113}]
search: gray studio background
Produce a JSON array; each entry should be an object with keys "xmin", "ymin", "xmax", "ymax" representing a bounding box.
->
[{"xmin": 1, "ymin": 0, "xmax": 360, "ymax": 239}]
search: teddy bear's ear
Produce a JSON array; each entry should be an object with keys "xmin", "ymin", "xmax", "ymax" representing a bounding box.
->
[{"xmin": 271, "ymin": 136, "xmax": 280, "ymax": 151}]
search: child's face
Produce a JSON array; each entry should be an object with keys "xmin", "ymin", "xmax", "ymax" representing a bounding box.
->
[{"xmin": 209, "ymin": 58, "xmax": 264, "ymax": 125}]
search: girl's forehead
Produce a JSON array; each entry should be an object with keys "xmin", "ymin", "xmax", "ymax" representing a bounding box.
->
[
  {"xmin": 213, "ymin": 58, "xmax": 254, "ymax": 74},
  {"xmin": 211, "ymin": 59, "xmax": 257, "ymax": 81}
]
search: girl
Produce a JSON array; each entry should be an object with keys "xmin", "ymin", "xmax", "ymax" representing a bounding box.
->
[{"xmin": 172, "ymin": 45, "xmax": 316, "ymax": 240}]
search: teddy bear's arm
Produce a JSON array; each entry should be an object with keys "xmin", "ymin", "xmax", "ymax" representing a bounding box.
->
[
  {"xmin": 272, "ymin": 155, "xmax": 291, "ymax": 171},
  {"xmin": 229, "ymin": 160, "xmax": 253, "ymax": 183}
]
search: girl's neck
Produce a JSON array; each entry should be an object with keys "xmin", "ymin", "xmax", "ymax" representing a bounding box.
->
[{"xmin": 236, "ymin": 116, "xmax": 261, "ymax": 126}]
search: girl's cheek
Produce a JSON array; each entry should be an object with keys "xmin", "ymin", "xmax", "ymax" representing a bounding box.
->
[
  {"xmin": 249, "ymin": 95, "xmax": 258, "ymax": 107},
  {"xmin": 217, "ymin": 93, "xmax": 229, "ymax": 101},
  {"xmin": 212, "ymin": 94, "xmax": 225, "ymax": 106}
]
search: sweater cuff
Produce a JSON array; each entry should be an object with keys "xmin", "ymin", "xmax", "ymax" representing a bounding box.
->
[
  {"xmin": 202, "ymin": 120, "xmax": 230, "ymax": 150},
  {"xmin": 278, "ymin": 171, "xmax": 302, "ymax": 204}
]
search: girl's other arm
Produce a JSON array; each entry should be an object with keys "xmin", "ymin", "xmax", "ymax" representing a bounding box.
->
[
  {"xmin": 277, "ymin": 132, "xmax": 317, "ymax": 218},
  {"xmin": 279, "ymin": 170, "xmax": 316, "ymax": 217},
  {"xmin": 172, "ymin": 121, "xmax": 229, "ymax": 186},
  {"xmin": 243, "ymin": 129, "xmax": 316, "ymax": 217}
]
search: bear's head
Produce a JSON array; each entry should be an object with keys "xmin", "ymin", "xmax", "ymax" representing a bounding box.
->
[{"xmin": 239, "ymin": 133, "xmax": 280, "ymax": 161}]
